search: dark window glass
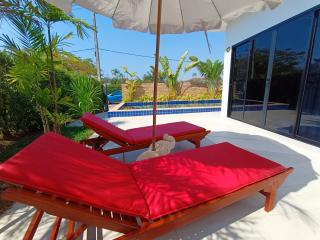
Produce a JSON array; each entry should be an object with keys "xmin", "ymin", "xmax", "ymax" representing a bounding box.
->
[
  {"xmin": 266, "ymin": 13, "xmax": 313, "ymax": 135},
  {"xmin": 298, "ymin": 14, "xmax": 320, "ymax": 143},
  {"xmin": 244, "ymin": 32, "xmax": 272, "ymax": 126},
  {"xmin": 230, "ymin": 42, "xmax": 251, "ymax": 120}
]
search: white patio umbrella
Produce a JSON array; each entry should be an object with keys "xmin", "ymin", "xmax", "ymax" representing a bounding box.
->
[{"xmin": 47, "ymin": 0, "xmax": 283, "ymax": 150}]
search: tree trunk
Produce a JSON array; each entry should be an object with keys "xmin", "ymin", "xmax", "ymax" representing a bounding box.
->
[
  {"xmin": 37, "ymin": 106, "xmax": 49, "ymax": 133},
  {"xmin": 47, "ymin": 23, "xmax": 59, "ymax": 133}
]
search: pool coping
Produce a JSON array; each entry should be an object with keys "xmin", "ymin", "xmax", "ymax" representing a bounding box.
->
[{"xmin": 108, "ymin": 105, "xmax": 221, "ymax": 118}]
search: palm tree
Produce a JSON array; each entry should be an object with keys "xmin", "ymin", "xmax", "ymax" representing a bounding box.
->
[
  {"xmin": 1, "ymin": 0, "xmax": 92, "ymax": 132},
  {"xmin": 195, "ymin": 59, "xmax": 224, "ymax": 98},
  {"xmin": 160, "ymin": 51, "xmax": 198, "ymax": 99},
  {"xmin": 0, "ymin": 14, "xmax": 71, "ymax": 132},
  {"xmin": 0, "ymin": 1, "xmax": 28, "ymax": 21}
]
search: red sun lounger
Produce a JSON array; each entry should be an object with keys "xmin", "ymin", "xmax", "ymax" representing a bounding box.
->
[
  {"xmin": 0, "ymin": 133, "xmax": 293, "ymax": 240},
  {"xmin": 80, "ymin": 112, "xmax": 210, "ymax": 155}
]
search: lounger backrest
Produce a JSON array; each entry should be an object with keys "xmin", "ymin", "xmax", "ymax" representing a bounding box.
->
[
  {"xmin": 0, "ymin": 132, "xmax": 149, "ymax": 218},
  {"xmin": 81, "ymin": 112, "xmax": 134, "ymax": 144}
]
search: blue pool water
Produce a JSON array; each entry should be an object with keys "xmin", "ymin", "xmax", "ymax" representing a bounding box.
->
[
  {"xmin": 120, "ymin": 100, "xmax": 221, "ymax": 110},
  {"xmin": 108, "ymin": 100, "xmax": 221, "ymax": 118}
]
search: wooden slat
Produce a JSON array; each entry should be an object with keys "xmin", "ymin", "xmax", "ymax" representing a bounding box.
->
[
  {"xmin": 2, "ymin": 188, "xmax": 139, "ymax": 234},
  {"xmin": 23, "ymin": 209, "xmax": 44, "ymax": 240}
]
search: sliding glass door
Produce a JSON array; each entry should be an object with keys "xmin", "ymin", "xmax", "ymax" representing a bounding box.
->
[
  {"xmin": 229, "ymin": 33, "xmax": 273, "ymax": 126},
  {"xmin": 229, "ymin": 8, "xmax": 320, "ymax": 146},
  {"xmin": 298, "ymin": 13, "xmax": 320, "ymax": 143},
  {"xmin": 243, "ymin": 32, "xmax": 273, "ymax": 126},
  {"xmin": 265, "ymin": 13, "xmax": 313, "ymax": 135},
  {"xmin": 229, "ymin": 42, "xmax": 251, "ymax": 120}
]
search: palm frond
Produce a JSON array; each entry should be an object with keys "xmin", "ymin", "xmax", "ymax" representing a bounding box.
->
[
  {"xmin": 0, "ymin": 34, "xmax": 21, "ymax": 53},
  {"xmin": 174, "ymin": 50, "xmax": 189, "ymax": 81}
]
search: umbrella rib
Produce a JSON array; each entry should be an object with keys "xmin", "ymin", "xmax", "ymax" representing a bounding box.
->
[
  {"xmin": 112, "ymin": 0, "xmax": 121, "ymax": 19},
  {"xmin": 147, "ymin": 0, "xmax": 153, "ymax": 32},
  {"xmin": 210, "ymin": 0, "xmax": 222, "ymax": 22},
  {"xmin": 178, "ymin": 0, "xmax": 185, "ymax": 31}
]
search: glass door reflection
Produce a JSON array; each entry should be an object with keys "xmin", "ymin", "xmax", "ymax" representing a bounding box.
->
[{"xmin": 298, "ymin": 13, "xmax": 320, "ymax": 143}]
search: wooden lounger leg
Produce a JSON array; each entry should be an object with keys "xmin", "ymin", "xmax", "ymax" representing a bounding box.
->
[
  {"xmin": 49, "ymin": 217, "xmax": 62, "ymax": 240},
  {"xmin": 261, "ymin": 186, "xmax": 277, "ymax": 212},
  {"xmin": 66, "ymin": 220, "xmax": 75, "ymax": 239},
  {"xmin": 188, "ymin": 139, "xmax": 201, "ymax": 148},
  {"xmin": 66, "ymin": 223, "xmax": 87, "ymax": 240},
  {"xmin": 260, "ymin": 167, "xmax": 294, "ymax": 212},
  {"xmin": 194, "ymin": 139, "xmax": 201, "ymax": 148},
  {"xmin": 23, "ymin": 209, "xmax": 44, "ymax": 240}
]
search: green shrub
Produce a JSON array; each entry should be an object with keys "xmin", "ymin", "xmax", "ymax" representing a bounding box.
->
[
  {"xmin": 69, "ymin": 76, "xmax": 104, "ymax": 118},
  {"xmin": 124, "ymin": 80, "xmax": 139, "ymax": 102},
  {"xmin": 131, "ymin": 93, "xmax": 220, "ymax": 102},
  {"xmin": 0, "ymin": 79, "xmax": 41, "ymax": 139},
  {"xmin": 137, "ymin": 95, "xmax": 154, "ymax": 102},
  {"xmin": 0, "ymin": 52, "xmax": 41, "ymax": 139},
  {"xmin": 107, "ymin": 79, "xmax": 122, "ymax": 93},
  {"xmin": 157, "ymin": 95, "xmax": 170, "ymax": 102}
]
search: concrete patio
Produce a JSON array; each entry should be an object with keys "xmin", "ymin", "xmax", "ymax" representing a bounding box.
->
[{"xmin": 0, "ymin": 112, "xmax": 320, "ymax": 239}]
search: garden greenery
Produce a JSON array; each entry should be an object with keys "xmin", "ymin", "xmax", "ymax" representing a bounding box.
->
[
  {"xmin": 69, "ymin": 76, "xmax": 103, "ymax": 117},
  {"xmin": 160, "ymin": 51, "xmax": 199, "ymax": 99},
  {"xmin": 0, "ymin": 0, "xmax": 93, "ymax": 134}
]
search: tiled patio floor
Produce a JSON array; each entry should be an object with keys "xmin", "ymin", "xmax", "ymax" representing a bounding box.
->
[{"xmin": 1, "ymin": 112, "xmax": 320, "ymax": 239}]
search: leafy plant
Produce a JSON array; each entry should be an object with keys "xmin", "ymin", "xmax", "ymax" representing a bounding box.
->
[
  {"xmin": 157, "ymin": 94, "xmax": 170, "ymax": 102},
  {"xmin": 137, "ymin": 95, "xmax": 154, "ymax": 102},
  {"xmin": 193, "ymin": 59, "xmax": 224, "ymax": 98},
  {"xmin": 0, "ymin": 52, "xmax": 41, "ymax": 139},
  {"xmin": 142, "ymin": 65, "xmax": 166, "ymax": 83},
  {"xmin": 124, "ymin": 79, "xmax": 139, "ymax": 102},
  {"xmin": 123, "ymin": 66, "xmax": 139, "ymax": 80},
  {"xmin": 122, "ymin": 66, "xmax": 139, "ymax": 102},
  {"xmin": 160, "ymin": 51, "xmax": 198, "ymax": 99},
  {"xmin": 106, "ymin": 79, "xmax": 122, "ymax": 93},
  {"xmin": 69, "ymin": 76, "xmax": 103, "ymax": 117},
  {"xmin": 57, "ymin": 53, "xmax": 97, "ymax": 77},
  {"xmin": 102, "ymin": 68, "xmax": 125, "ymax": 93},
  {"xmin": 6, "ymin": 48, "xmax": 53, "ymax": 132},
  {"xmin": 1, "ymin": 0, "xmax": 92, "ymax": 132}
]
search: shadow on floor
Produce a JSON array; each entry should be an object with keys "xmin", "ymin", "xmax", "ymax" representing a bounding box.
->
[{"xmin": 172, "ymin": 131, "xmax": 318, "ymax": 240}]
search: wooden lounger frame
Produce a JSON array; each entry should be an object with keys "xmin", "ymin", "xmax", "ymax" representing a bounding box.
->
[
  {"xmin": 2, "ymin": 167, "xmax": 293, "ymax": 240},
  {"xmin": 80, "ymin": 124, "xmax": 211, "ymax": 155}
]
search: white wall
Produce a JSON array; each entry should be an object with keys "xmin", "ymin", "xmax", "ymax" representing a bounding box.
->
[{"xmin": 221, "ymin": 0, "xmax": 320, "ymax": 116}]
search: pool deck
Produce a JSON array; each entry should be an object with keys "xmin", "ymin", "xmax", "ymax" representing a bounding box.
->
[{"xmin": 1, "ymin": 112, "xmax": 320, "ymax": 239}]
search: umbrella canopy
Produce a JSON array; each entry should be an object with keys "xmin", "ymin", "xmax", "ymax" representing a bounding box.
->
[
  {"xmin": 47, "ymin": 0, "xmax": 282, "ymax": 33},
  {"xmin": 47, "ymin": 0, "xmax": 283, "ymax": 150}
]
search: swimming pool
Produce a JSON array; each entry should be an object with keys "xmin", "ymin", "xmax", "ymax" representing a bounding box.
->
[
  {"xmin": 108, "ymin": 100, "xmax": 221, "ymax": 118},
  {"xmin": 120, "ymin": 100, "xmax": 221, "ymax": 110}
]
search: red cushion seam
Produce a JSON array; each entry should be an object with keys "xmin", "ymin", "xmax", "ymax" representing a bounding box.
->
[{"xmin": 128, "ymin": 166, "xmax": 151, "ymax": 219}]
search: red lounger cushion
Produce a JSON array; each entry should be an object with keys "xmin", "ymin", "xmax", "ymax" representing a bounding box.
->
[
  {"xmin": 81, "ymin": 112, "xmax": 206, "ymax": 145},
  {"xmin": 126, "ymin": 122, "xmax": 206, "ymax": 144},
  {"xmin": 130, "ymin": 142, "xmax": 287, "ymax": 220},
  {"xmin": 0, "ymin": 133, "xmax": 149, "ymax": 218},
  {"xmin": 0, "ymin": 133, "xmax": 288, "ymax": 220},
  {"xmin": 80, "ymin": 112, "xmax": 134, "ymax": 144}
]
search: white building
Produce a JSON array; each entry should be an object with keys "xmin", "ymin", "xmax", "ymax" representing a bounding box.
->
[{"xmin": 222, "ymin": 0, "xmax": 320, "ymax": 146}]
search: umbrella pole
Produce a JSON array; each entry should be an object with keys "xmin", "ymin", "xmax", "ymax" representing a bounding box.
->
[{"xmin": 152, "ymin": 0, "xmax": 163, "ymax": 151}]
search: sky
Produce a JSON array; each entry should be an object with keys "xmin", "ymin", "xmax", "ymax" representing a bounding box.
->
[{"xmin": 0, "ymin": 6, "xmax": 226, "ymax": 80}]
